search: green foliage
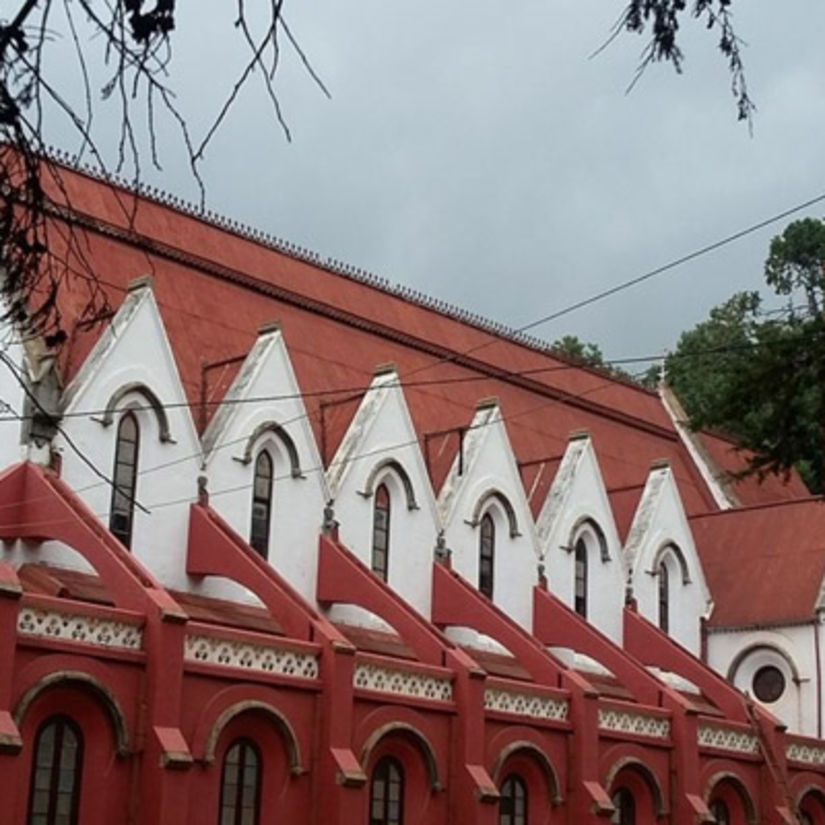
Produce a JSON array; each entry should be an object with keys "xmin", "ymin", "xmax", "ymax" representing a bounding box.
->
[
  {"xmin": 665, "ymin": 218, "xmax": 825, "ymax": 493},
  {"xmin": 551, "ymin": 334, "xmax": 635, "ymax": 382}
]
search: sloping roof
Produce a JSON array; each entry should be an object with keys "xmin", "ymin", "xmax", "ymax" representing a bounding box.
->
[
  {"xmin": 691, "ymin": 497, "xmax": 825, "ymax": 627},
  {"xmin": 43, "ymin": 163, "xmax": 801, "ymax": 516}
]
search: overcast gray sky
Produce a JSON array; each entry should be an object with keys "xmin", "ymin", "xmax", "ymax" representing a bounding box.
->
[{"xmin": 45, "ymin": 2, "xmax": 825, "ymax": 368}]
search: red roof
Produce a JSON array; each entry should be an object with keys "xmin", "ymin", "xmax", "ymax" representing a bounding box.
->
[
  {"xmin": 691, "ymin": 498, "xmax": 825, "ymax": 627},
  {"xmin": 42, "ymin": 164, "xmax": 802, "ymax": 519}
]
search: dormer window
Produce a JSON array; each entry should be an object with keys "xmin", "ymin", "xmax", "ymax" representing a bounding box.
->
[
  {"xmin": 658, "ymin": 561, "xmax": 669, "ymax": 633},
  {"xmin": 250, "ymin": 451, "xmax": 273, "ymax": 558},
  {"xmin": 371, "ymin": 484, "xmax": 391, "ymax": 581},
  {"xmin": 110, "ymin": 412, "xmax": 139, "ymax": 548},
  {"xmin": 479, "ymin": 513, "xmax": 495, "ymax": 598},
  {"xmin": 574, "ymin": 537, "xmax": 588, "ymax": 618}
]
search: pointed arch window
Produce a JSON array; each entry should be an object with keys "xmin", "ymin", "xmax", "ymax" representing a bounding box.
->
[
  {"xmin": 110, "ymin": 411, "xmax": 139, "ymax": 548},
  {"xmin": 219, "ymin": 739, "xmax": 261, "ymax": 825},
  {"xmin": 27, "ymin": 716, "xmax": 83, "ymax": 825},
  {"xmin": 658, "ymin": 561, "xmax": 670, "ymax": 633},
  {"xmin": 250, "ymin": 451, "xmax": 274, "ymax": 558},
  {"xmin": 479, "ymin": 513, "xmax": 495, "ymax": 599},
  {"xmin": 369, "ymin": 756, "xmax": 403, "ymax": 825},
  {"xmin": 610, "ymin": 788, "xmax": 635, "ymax": 825},
  {"xmin": 499, "ymin": 774, "xmax": 527, "ymax": 825},
  {"xmin": 574, "ymin": 537, "xmax": 588, "ymax": 618},
  {"xmin": 710, "ymin": 800, "xmax": 729, "ymax": 825},
  {"xmin": 371, "ymin": 484, "xmax": 391, "ymax": 582}
]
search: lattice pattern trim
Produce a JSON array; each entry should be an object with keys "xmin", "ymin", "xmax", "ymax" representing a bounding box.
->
[
  {"xmin": 484, "ymin": 688, "xmax": 569, "ymax": 721},
  {"xmin": 598, "ymin": 708, "xmax": 670, "ymax": 739},
  {"xmin": 353, "ymin": 664, "xmax": 453, "ymax": 702},
  {"xmin": 786, "ymin": 742, "xmax": 825, "ymax": 766},
  {"xmin": 184, "ymin": 634, "xmax": 319, "ymax": 679},
  {"xmin": 17, "ymin": 606, "xmax": 143, "ymax": 651},
  {"xmin": 697, "ymin": 725, "xmax": 759, "ymax": 754}
]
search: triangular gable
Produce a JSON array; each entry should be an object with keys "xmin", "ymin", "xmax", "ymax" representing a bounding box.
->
[
  {"xmin": 624, "ymin": 462, "xmax": 711, "ymax": 653},
  {"xmin": 56, "ymin": 279, "xmax": 202, "ymax": 589},
  {"xmin": 437, "ymin": 401, "xmax": 539, "ymax": 630},
  {"xmin": 325, "ymin": 367, "xmax": 439, "ymax": 616},
  {"xmin": 200, "ymin": 323, "xmax": 327, "ymax": 602},
  {"xmin": 535, "ymin": 433, "xmax": 626, "ymax": 643}
]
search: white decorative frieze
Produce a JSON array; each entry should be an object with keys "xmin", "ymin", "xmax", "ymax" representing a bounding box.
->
[
  {"xmin": 17, "ymin": 606, "xmax": 143, "ymax": 651},
  {"xmin": 598, "ymin": 708, "xmax": 671, "ymax": 740},
  {"xmin": 697, "ymin": 725, "xmax": 759, "ymax": 754},
  {"xmin": 184, "ymin": 634, "xmax": 319, "ymax": 679},
  {"xmin": 786, "ymin": 741, "xmax": 825, "ymax": 766},
  {"xmin": 353, "ymin": 663, "xmax": 453, "ymax": 702},
  {"xmin": 484, "ymin": 688, "xmax": 569, "ymax": 721}
]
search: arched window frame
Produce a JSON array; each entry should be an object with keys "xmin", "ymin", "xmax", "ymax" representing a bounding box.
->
[
  {"xmin": 371, "ymin": 483, "xmax": 391, "ymax": 582},
  {"xmin": 369, "ymin": 755, "xmax": 404, "ymax": 825},
  {"xmin": 109, "ymin": 411, "xmax": 140, "ymax": 548},
  {"xmin": 249, "ymin": 449, "xmax": 274, "ymax": 559},
  {"xmin": 479, "ymin": 511, "xmax": 495, "ymax": 599},
  {"xmin": 218, "ymin": 738, "xmax": 262, "ymax": 825},
  {"xmin": 611, "ymin": 787, "xmax": 635, "ymax": 825},
  {"xmin": 27, "ymin": 715, "xmax": 83, "ymax": 825},
  {"xmin": 499, "ymin": 773, "xmax": 528, "ymax": 825},
  {"xmin": 658, "ymin": 560, "xmax": 670, "ymax": 634}
]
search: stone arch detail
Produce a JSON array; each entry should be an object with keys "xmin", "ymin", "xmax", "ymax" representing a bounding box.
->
[
  {"xmin": 360, "ymin": 459, "xmax": 419, "ymax": 510},
  {"xmin": 726, "ymin": 643, "xmax": 801, "ymax": 684},
  {"xmin": 101, "ymin": 382, "xmax": 172, "ymax": 443},
  {"xmin": 569, "ymin": 516, "xmax": 610, "ymax": 562},
  {"xmin": 203, "ymin": 700, "xmax": 304, "ymax": 775},
  {"xmin": 237, "ymin": 421, "xmax": 303, "ymax": 478},
  {"xmin": 650, "ymin": 541, "xmax": 691, "ymax": 584},
  {"xmin": 491, "ymin": 740, "xmax": 563, "ymax": 805},
  {"xmin": 469, "ymin": 489, "xmax": 520, "ymax": 538},
  {"xmin": 360, "ymin": 721, "xmax": 442, "ymax": 791},
  {"xmin": 13, "ymin": 670, "xmax": 130, "ymax": 756},
  {"xmin": 705, "ymin": 771, "xmax": 758, "ymax": 825},
  {"xmin": 604, "ymin": 756, "xmax": 666, "ymax": 816}
]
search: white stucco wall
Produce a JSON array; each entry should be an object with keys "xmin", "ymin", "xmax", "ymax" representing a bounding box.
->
[
  {"xmin": 536, "ymin": 436, "xmax": 625, "ymax": 644},
  {"xmin": 438, "ymin": 404, "xmax": 540, "ymax": 632},
  {"xmin": 326, "ymin": 371, "xmax": 439, "ymax": 619},
  {"xmin": 707, "ymin": 622, "xmax": 821, "ymax": 736},
  {"xmin": 624, "ymin": 465, "xmax": 710, "ymax": 655}
]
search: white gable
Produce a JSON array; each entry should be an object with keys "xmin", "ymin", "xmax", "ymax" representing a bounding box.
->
[
  {"xmin": 536, "ymin": 434, "xmax": 626, "ymax": 643},
  {"xmin": 55, "ymin": 280, "xmax": 202, "ymax": 588},
  {"xmin": 326, "ymin": 368, "xmax": 439, "ymax": 617},
  {"xmin": 201, "ymin": 324, "xmax": 328, "ymax": 602},
  {"xmin": 624, "ymin": 463, "xmax": 711, "ymax": 653},
  {"xmin": 438, "ymin": 402, "xmax": 539, "ymax": 630}
]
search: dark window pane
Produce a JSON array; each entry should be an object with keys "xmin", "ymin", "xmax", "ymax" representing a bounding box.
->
[
  {"xmin": 370, "ymin": 757, "xmax": 403, "ymax": 825},
  {"xmin": 658, "ymin": 561, "xmax": 669, "ymax": 633},
  {"xmin": 372, "ymin": 485, "xmax": 391, "ymax": 581},
  {"xmin": 219, "ymin": 740, "xmax": 261, "ymax": 825},
  {"xmin": 753, "ymin": 665, "xmax": 786, "ymax": 703},
  {"xmin": 574, "ymin": 538, "xmax": 588, "ymax": 618},
  {"xmin": 479, "ymin": 513, "xmax": 495, "ymax": 599},
  {"xmin": 27, "ymin": 717, "xmax": 83, "ymax": 825},
  {"xmin": 610, "ymin": 788, "xmax": 635, "ymax": 825},
  {"xmin": 250, "ymin": 452, "xmax": 273, "ymax": 559},
  {"xmin": 499, "ymin": 775, "xmax": 527, "ymax": 825},
  {"xmin": 109, "ymin": 412, "xmax": 140, "ymax": 548}
]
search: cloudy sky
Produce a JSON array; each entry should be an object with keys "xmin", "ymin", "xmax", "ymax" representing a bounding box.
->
[{"xmin": 44, "ymin": 2, "xmax": 825, "ymax": 369}]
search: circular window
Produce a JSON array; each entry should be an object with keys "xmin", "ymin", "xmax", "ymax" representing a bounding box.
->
[{"xmin": 752, "ymin": 665, "xmax": 786, "ymax": 703}]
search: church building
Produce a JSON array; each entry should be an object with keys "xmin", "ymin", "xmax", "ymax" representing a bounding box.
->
[{"xmin": 1, "ymin": 156, "xmax": 824, "ymax": 824}]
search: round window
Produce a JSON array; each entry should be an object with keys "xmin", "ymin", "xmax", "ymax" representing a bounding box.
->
[{"xmin": 752, "ymin": 665, "xmax": 786, "ymax": 703}]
